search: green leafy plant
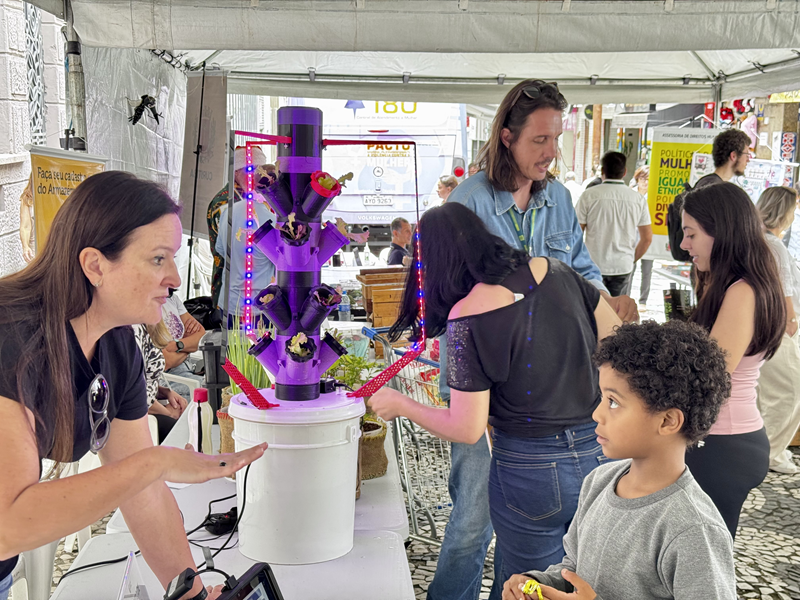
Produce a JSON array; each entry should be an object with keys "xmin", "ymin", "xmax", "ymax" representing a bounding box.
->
[
  {"xmin": 325, "ymin": 353, "xmax": 382, "ymax": 392},
  {"xmin": 226, "ymin": 314, "xmax": 271, "ymax": 395}
]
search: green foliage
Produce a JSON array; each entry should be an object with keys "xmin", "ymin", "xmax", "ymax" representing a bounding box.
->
[
  {"xmin": 226, "ymin": 315, "xmax": 271, "ymax": 395},
  {"xmin": 325, "ymin": 352, "xmax": 382, "ymax": 392}
]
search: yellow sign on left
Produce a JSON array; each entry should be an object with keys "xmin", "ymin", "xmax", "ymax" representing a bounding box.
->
[{"xmin": 29, "ymin": 148, "xmax": 106, "ymax": 251}]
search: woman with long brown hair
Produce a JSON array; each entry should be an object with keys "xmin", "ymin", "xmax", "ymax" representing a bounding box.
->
[
  {"xmin": 680, "ymin": 182, "xmax": 784, "ymax": 538},
  {"xmin": 0, "ymin": 171, "xmax": 265, "ymax": 600}
]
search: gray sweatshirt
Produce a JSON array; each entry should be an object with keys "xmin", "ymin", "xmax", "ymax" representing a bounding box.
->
[{"xmin": 525, "ymin": 460, "xmax": 736, "ymax": 600}]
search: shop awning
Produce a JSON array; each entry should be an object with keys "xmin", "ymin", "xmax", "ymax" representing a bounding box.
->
[{"xmin": 38, "ymin": 0, "xmax": 800, "ymax": 104}]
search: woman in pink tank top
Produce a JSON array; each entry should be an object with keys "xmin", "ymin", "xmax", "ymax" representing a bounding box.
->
[{"xmin": 680, "ymin": 182, "xmax": 785, "ymax": 538}]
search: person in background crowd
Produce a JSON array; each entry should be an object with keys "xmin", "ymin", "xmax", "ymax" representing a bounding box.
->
[
  {"xmin": 387, "ymin": 217, "xmax": 413, "ymax": 266},
  {"xmin": 468, "ymin": 162, "xmax": 480, "ymax": 177},
  {"xmin": 132, "ymin": 322, "xmax": 188, "ymax": 443},
  {"xmin": 215, "ymin": 162, "xmax": 277, "ymax": 315},
  {"xmin": 438, "ymin": 176, "xmax": 459, "ymax": 202},
  {"xmin": 423, "ymin": 78, "xmax": 636, "ymax": 600},
  {"xmin": 629, "ymin": 166, "xmax": 654, "ymax": 309},
  {"xmin": 0, "ymin": 171, "xmax": 265, "ymax": 600},
  {"xmin": 369, "ymin": 202, "xmax": 621, "ymax": 600},
  {"xmin": 756, "ymin": 186, "xmax": 800, "ymax": 474},
  {"xmin": 19, "ymin": 176, "xmax": 35, "ymax": 263},
  {"xmin": 582, "ymin": 164, "xmax": 602, "ymax": 191},
  {"xmin": 670, "ymin": 129, "xmax": 752, "ymax": 254},
  {"xmin": 563, "ymin": 171, "xmax": 583, "ymax": 207},
  {"xmin": 577, "ymin": 151, "xmax": 653, "ymax": 297},
  {"xmin": 207, "ymin": 146, "xmax": 271, "ymax": 308},
  {"xmin": 681, "ymin": 182, "xmax": 784, "ymax": 538},
  {"xmin": 503, "ymin": 321, "xmax": 736, "ymax": 600},
  {"xmin": 161, "ymin": 290, "xmax": 206, "ymax": 387}
]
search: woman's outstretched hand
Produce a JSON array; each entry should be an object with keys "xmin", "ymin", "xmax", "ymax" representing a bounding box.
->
[{"xmin": 156, "ymin": 443, "xmax": 267, "ymax": 485}]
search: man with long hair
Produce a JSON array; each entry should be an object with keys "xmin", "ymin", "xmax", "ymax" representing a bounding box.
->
[{"xmin": 427, "ymin": 79, "xmax": 636, "ymax": 600}]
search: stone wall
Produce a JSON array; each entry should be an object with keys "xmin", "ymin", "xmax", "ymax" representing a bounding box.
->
[{"xmin": 0, "ymin": 0, "xmax": 31, "ymax": 276}]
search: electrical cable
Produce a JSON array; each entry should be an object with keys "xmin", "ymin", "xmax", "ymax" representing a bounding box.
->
[
  {"xmin": 185, "ymin": 492, "xmax": 237, "ymax": 535},
  {"xmin": 196, "ymin": 464, "xmax": 250, "ymax": 566},
  {"xmin": 57, "ymin": 550, "xmax": 141, "ymax": 585}
]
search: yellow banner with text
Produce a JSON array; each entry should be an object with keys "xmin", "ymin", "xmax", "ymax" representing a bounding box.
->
[{"xmin": 31, "ymin": 151, "xmax": 105, "ymax": 251}]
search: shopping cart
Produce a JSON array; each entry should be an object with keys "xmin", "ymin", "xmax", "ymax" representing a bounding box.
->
[{"xmin": 362, "ymin": 327, "xmax": 452, "ymax": 546}]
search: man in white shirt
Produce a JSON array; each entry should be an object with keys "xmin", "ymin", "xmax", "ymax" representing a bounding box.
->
[
  {"xmin": 577, "ymin": 151, "xmax": 653, "ymax": 296},
  {"xmin": 563, "ymin": 171, "xmax": 584, "ymax": 207}
]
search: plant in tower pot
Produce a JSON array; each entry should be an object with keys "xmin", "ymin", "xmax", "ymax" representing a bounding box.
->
[
  {"xmin": 218, "ymin": 316, "xmax": 271, "ymax": 467},
  {"xmin": 325, "ymin": 336, "xmax": 387, "ymax": 496}
]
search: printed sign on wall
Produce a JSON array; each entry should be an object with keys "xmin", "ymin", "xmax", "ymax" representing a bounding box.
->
[{"xmin": 29, "ymin": 146, "xmax": 107, "ymax": 252}]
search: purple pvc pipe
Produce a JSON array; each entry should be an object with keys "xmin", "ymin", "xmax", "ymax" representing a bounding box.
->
[
  {"xmin": 248, "ymin": 334, "xmax": 279, "ymax": 378},
  {"xmin": 319, "ymin": 332, "xmax": 347, "ymax": 374},
  {"xmin": 316, "ymin": 222, "xmax": 349, "ymax": 266}
]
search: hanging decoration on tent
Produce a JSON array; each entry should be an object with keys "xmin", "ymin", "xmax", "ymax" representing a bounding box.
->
[{"xmin": 127, "ymin": 95, "xmax": 161, "ymax": 125}]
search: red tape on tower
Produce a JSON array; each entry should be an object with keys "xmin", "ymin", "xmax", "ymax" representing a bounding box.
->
[
  {"xmin": 347, "ymin": 344, "xmax": 425, "ymax": 398},
  {"xmin": 222, "ymin": 358, "xmax": 279, "ymax": 409}
]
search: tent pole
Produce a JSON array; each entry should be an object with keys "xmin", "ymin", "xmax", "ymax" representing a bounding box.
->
[
  {"xmin": 64, "ymin": 0, "xmax": 87, "ymax": 148},
  {"xmin": 185, "ymin": 64, "xmax": 207, "ymax": 298},
  {"xmin": 713, "ymin": 84, "xmax": 722, "ymax": 128}
]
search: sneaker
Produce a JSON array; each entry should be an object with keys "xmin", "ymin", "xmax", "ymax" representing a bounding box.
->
[
  {"xmin": 638, "ymin": 303, "xmax": 647, "ymax": 312},
  {"xmin": 769, "ymin": 461, "xmax": 799, "ymax": 474}
]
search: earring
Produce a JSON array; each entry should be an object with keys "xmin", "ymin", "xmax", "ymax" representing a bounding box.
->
[{"xmin": 93, "ymin": 280, "xmax": 102, "ymax": 288}]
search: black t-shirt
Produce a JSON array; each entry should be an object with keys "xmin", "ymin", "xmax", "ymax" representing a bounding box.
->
[
  {"xmin": 446, "ymin": 258, "xmax": 601, "ymax": 438},
  {"xmin": 0, "ymin": 320, "xmax": 148, "ymax": 580},
  {"xmin": 387, "ymin": 243, "xmax": 409, "ymax": 265}
]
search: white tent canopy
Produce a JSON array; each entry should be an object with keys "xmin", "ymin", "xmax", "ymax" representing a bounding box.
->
[{"xmin": 43, "ymin": 0, "xmax": 800, "ymax": 104}]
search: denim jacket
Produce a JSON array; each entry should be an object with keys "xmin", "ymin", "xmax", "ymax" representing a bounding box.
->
[
  {"xmin": 438, "ymin": 171, "xmax": 607, "ymax": 400},
  {"xmin": 448, "ymin": 171, "xmax": 604, "ymax": 287}
]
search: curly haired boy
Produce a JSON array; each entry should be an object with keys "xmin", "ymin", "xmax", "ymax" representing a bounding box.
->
[{"xmin": 503, "ymin": 320, "xmax": 736, "ymax": 600}]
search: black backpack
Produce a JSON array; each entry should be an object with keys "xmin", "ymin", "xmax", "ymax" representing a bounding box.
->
[{"xmin": 667, "ymin": 182, "xmax": 693, "ymax": 262}]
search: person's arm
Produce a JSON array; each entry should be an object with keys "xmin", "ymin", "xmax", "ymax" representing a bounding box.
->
[
  {"xmin": 709, "ymin": 282, "xmax": 756, "ymax": 373},
  {"xmin": 634, "ymin": 224, "xmax": 653, "ymax": 262},
  {"xmin": 163, "ymin": 313, "xmax": 205, "ymax": 354},
  {"xmin": 785, "ymin": 297, "xmax": 797, "ymax": 336},
  {"xmin": 369, "ymin": 387, "xmax": 489, "ymax": 444},
  {"xmin": 163, "ymin": 348, "xmax": 189, "ymax": 370},
  {"xmin": 595, "ymin": 295, "xmax": 622, "ymax": 341},
  {"xmin": 0, "ymin": 396, "xmax": 264, "ymax": 562},
  {"xmin": 661, "ymin": 525, "xmax": 737, "ymax": 600}
]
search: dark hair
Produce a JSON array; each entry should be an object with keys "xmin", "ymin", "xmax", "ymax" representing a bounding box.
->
[
  {"xmin": 683, "ymin": 182, "xmax": 784, "ymax": 359},
  {"xmin": 388, "ymin": 203, "xmax": 529, "ymax": 341},
  {"xmin": 477, "ymin": 79, "xmax": 567, "ymax": 194},
  {"xmin": 594, "ymin": 320, "xmax": 731, "ymax": 444},
  {"xmin": 0, "ymin": 171, "xmax": 181, "ymax": 462},
  {"xmin": 600, "ymin": 151, "xmax": 627, "ymax": 180},
  {"xmin": 391, "ymin": 217, "xmax": 409, "ymax": 233},
  {"xmin": 712, "ymin": 129, "xmax": 751, "ymax": 168}
]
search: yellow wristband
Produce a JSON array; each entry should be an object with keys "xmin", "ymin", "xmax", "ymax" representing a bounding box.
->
[{"xmin": 521, "ymin": 579, "xmax": 544, "ymax": 600}]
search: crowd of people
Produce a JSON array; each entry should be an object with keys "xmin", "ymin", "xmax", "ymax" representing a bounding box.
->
[
  {"xmin": 1, "ymin": 76, "xmax": 799, "ymax": 600},
  {"xmin": 369, "ymin": 80, "xmax": 800, "ymax": 600}
]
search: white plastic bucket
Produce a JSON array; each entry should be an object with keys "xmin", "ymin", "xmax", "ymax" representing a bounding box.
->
[{"xmin": 229, "ymin": 389, "xmax": 365, "ymax": 564}]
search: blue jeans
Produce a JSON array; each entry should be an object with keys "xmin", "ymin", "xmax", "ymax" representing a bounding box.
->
[
  {"xmin": 488, "ymin": 422, "xmax": 606, "ymax": 600},
  {"xmin": 427, "ymin": 437, "xmax": 494, "ymax": 600},
  {"xmin": 0, "ymin": 572, "xmax": 12, "ymax": 600}
]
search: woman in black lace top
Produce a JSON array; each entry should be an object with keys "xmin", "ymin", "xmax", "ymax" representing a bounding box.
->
[{"xmin": 369, "ymin": 203, "xmax": 620, "ymax": 594}]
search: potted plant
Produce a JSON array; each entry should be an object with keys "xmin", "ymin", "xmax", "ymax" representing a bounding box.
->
[{"xmin": 325, "ymin": 347, "xmax": 388, "ymax": 492}]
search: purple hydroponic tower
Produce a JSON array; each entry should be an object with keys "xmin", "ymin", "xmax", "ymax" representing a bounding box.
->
[{"xmin": 248, "ymin": 106, "xmax": 348, "ymax": 401}]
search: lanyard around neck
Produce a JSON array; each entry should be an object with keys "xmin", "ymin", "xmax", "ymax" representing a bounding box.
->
[{"xmin": 507, "ymin": 208, "xmax": 537, "ymax": 255}]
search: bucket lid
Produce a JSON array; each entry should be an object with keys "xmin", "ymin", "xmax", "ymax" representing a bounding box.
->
[{"xmin": 228, "ymin": 388, "xmax": 365, "ymax": 424}]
